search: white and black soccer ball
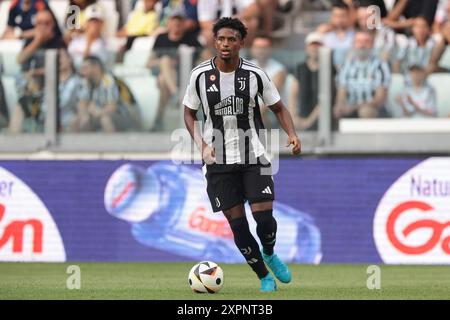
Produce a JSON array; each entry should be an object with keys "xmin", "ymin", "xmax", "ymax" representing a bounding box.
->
[{"xmin": 188, "ymin": 261, "xmax": 224, "ymax": 293}]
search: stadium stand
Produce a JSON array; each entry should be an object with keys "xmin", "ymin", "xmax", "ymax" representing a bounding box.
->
[{"xmin": 0, "ymin": 0, "xmax": 449, "ymax": 153}]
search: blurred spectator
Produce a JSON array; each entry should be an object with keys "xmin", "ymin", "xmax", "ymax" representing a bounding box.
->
[
  {"xmin": 393, "ymin": 17, "xmax": 440, "ymax": 74},
  {"xmin": 116, "ymin": 0, "xmax": 160, "ymax": 62},
  {"xmin": 8, "ymin": 72, "xmax": 45, "ymax": 133},
  {"xmin": 159, "ymin": 0, "xmax": 199, "ymax": 33},
  {"xmin": 384, "ymin": 0, "xmax": 439, "ymax": 33},
  {"xmin": 197, "ymin": 0, "xmax": 260, "ymax": 48},
  {"xmin": 1, "ymin": 0, "xmax": 61, "ymax": 40},
  {"xmin": 334, "ymin": 30, "xmax": 391, "ymax": 119},
  {"xmin": 68, "ymin": 4, "xmax": 108, "ymax": 69},
  {"xmin": 325, "ymin": 0, "xmax": 389, "ymax": 33},
  {"xmin": 249, "ymin": 35, "xmax": 287, "ymax": 127},
  {"xmin": 355, "ymin": 3, "xmax": 396, "ymax": 61},
  {"xmin": 17, "ymin": 9, "xmax": 65, "ymax": 72},
  {"xmin": 71, "ymin": 56, "xmax": 140, "ymax": 132},
  {"xmin": 250, "ymin": 35, "xmax": 286, "ymax": 93},
  {"xmin": 147, "ymin": 9, "xmax": 201, "ymax": 131},
  {"xmin": 316, "ymin": 1, "xmax": 355, "ymax": 33},
  {"xmin": 64, "ymin": 0, "xmax": 98, "ymax": 43},
  {"xmin": 117, "ymin": 0, "xmax": 159, "ymax": 40},
  {"xmin": 10, "ymin": 9, "xmax": 65, "ymax": 133},
  {"xmin": 293, "ymin": 32, "xmax": 326, "ymax": 131},
  {"xmin": 395, "ymin": 65, "xmax": 437, "ymax": 118},
  {"xmin": 58, "ymin": 49, "xmax": 82, "ymax": 131},
  {"xmin": 256, "ymin": 0, "xmax": 277, "ymax": 35},
  {"xmin": 352, "ymin": 0, "xmax": 388, "ymax": 18},
  {"xmin": 317, "ymin": 2, "xmax": 355, "ymax": 69}
]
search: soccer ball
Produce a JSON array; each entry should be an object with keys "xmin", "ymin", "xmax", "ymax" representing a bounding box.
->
[{"xmin": 188, "ymin": 261, "xmax": 224, "ymax": 293}]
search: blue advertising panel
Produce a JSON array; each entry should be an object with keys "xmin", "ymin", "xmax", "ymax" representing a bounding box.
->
[{"xmin": 1, "ymin": 158, "xmax": 449, "ymax": 264}]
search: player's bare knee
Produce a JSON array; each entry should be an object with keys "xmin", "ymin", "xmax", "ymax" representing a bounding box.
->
[
  {"xmin": 223, "ymin": 204, "xmax": 246, "ymax": 222},
  {"xmin": 251, "ymin": 201, "xmax": 273, "ymax": 213}
]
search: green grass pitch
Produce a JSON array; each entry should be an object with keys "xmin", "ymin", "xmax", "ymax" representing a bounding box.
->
[{"xmin": 0, "ymin": 263, "xmax": 449, "ymax": 300}]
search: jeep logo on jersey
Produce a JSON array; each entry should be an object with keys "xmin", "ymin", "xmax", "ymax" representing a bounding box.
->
[
  {"xmin": 0, "ymin": 167, "xmax": 66, "ymax": 262},
  {"xmin": 373, "ymin": 158, "xmax": 450, "ymax": 264},
  {"xmin": 213, "ymin": 96, "xmax": 244, "ymax": 116}
]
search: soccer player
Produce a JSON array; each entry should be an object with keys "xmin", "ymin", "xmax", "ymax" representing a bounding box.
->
[{"xmin": 183, "ymin": 17, "xmax": 301, "ymax": 292}]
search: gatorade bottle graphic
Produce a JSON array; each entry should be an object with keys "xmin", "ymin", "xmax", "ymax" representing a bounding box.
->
[{"xmin": 104, "ymin": 161, "xmax": 322, "ymax": 264}]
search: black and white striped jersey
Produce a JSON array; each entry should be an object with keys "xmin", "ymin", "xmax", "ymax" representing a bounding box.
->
[
  {"xmin": 337, "ymin": 54, "xmax": 391, "ymax": 106},
  {"xmin": 183, "ymin": 57, "xmax": 281, "ymax": 165},
  {"xmin": 396, "ymin": 36, "xmax": 438, "ymax": 72}
]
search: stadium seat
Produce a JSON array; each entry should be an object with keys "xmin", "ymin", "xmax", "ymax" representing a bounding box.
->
[
  {"xmin": 107, "ymin": 37, "xmax": 127, "ymax": 51},
  {"xmin": 1, "ymin": 75, "xmax": 18, "ymax": 116},
  {"xmin": 101, "ymin": 0, "xmax": 119, "ymax": 37},
  {"xmin": 123, "ymin": 36, "xmax": 155, "ymax": 68},
  {"xmin": 0, "ymin": 0, "xmax": 11, "ymax": 37},
  {"xmin": 386, "ymin": 73, "xmax": 405, "ymax": 118},
  {"xmin": 48, "ymin": 0, "xmax": 69, "ymax": 32},
  {"xmin": 428, "ymin": 73, "xmax": 450, "ymax": 117},
  {"xmin": 439, "ymin": 47, "xmax": 450, "ymax": 70},
  {"xmin": 121, "ymin": 73, "xmax": 159, "ymax": 130},
  {"xmin": 0, "ymin": 39, "xmax": 23, "ymax": 76}
]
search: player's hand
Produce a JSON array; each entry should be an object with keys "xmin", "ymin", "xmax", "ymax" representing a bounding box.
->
[
  {"xmin": 202, "ymin": 144, "xmax": 216, "ymax": 165},
  {"xmin": 286, "ymin": 135, "xmax": 301, "ymax": 155}
]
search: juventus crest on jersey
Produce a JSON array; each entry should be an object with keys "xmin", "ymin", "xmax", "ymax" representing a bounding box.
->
[{"xmin": 183, "ymin": 58, "xmax": 281, "ymax": 165}]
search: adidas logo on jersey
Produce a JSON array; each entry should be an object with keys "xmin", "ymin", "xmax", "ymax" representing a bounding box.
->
[
  {"xmin": 262, "ymin": 186, "xmax": 272, "ymax": 195},
  {"xmin": 207, "ymin": 84, "xmax": 219, "ymax": 92}
]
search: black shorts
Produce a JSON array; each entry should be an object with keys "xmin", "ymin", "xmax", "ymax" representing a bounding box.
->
[{"xmin": 203, "ymin": 159, "xmax": 275, "ymax": 213}]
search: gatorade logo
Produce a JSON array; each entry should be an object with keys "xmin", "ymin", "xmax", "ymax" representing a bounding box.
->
[
  {"xmin": 387, "ymin": 201, "xmax": 450, "ymax": 255},
  {"xmin": 188, "ymin": 207, "xmax": 233, "ymax": 239},
  {"xmin": 0, "ymin": 167, "xmax": 66, "ymax": 262},
  {"xmin": 374, "ymin": 158, "xmax": 450, "ymax": 264}
]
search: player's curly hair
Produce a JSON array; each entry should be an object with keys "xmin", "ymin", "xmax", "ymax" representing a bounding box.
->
[{"xmin": 213, "ymin": 17, "xmax": 248, "ymax": 40}]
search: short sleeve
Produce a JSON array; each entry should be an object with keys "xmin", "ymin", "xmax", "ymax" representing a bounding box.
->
[
  {"xmin": 182, "ymin": 71, "xmax": 201, "ymax": 110},
  {"xmin": 260, "ymin": 71, "xmax": 280, "ymax": 106}
]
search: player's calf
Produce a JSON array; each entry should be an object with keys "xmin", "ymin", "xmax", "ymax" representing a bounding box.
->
[
  {"xmin": 253, "ymin": 209, "xmax": 277, "ymax": 256},
  {"xmin": 228, "ymin": 216, "xmax": 269, "ymax": 279}
]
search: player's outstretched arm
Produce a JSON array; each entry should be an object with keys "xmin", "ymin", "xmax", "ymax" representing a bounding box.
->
[{"xmin": 269, "ymin": 100, "xmax": 301, "ymax": 155}]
